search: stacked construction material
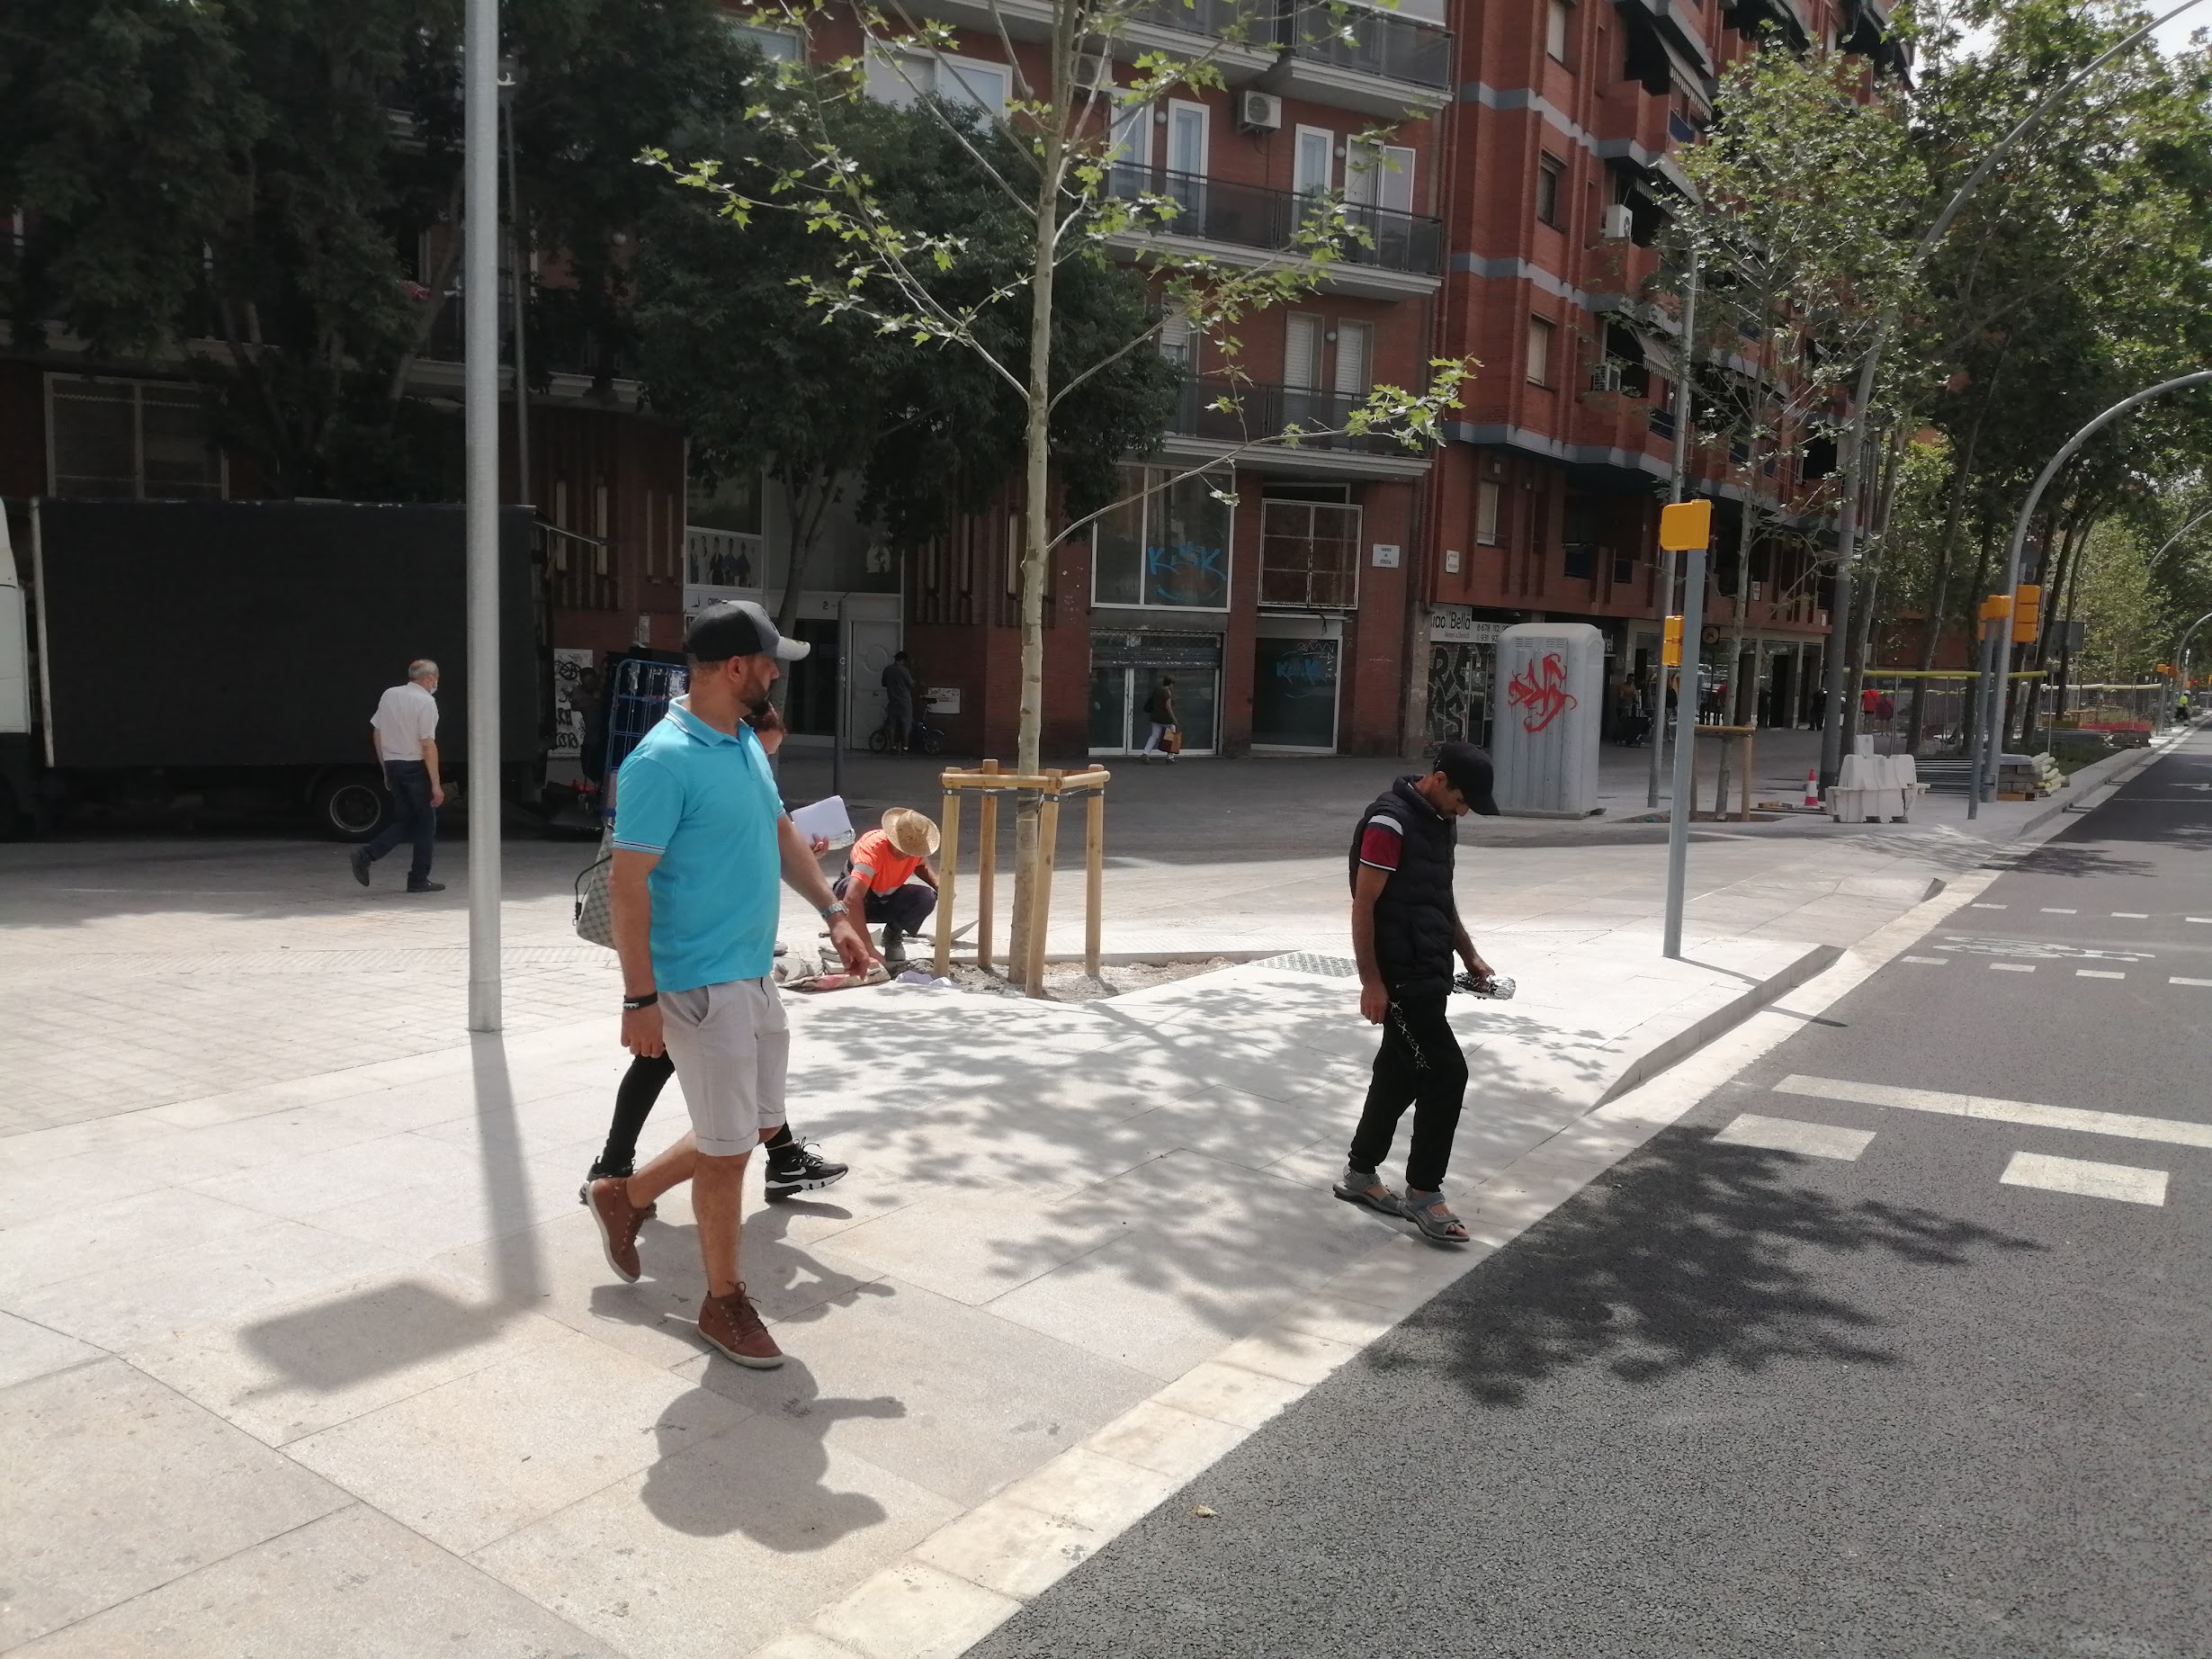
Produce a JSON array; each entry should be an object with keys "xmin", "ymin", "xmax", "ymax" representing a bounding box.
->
[{"xmin": 1996, "ymin": 751, "xmax": 2064, "ymax": 801}]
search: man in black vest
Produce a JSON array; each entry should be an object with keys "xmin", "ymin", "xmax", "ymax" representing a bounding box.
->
[{"xmin": 1337, "ymin": 741, "xmax": 1500, "ymax": 1244}]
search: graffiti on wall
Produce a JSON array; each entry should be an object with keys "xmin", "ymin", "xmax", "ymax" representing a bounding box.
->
[{"xmin": 1426, "ymin": 643, "xmax": 1487, "ymax": 748}]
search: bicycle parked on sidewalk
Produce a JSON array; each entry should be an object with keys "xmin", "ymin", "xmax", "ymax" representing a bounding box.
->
[{"xmin": 867, "ymin": 714, "xmax": 945, "ymax": 756}]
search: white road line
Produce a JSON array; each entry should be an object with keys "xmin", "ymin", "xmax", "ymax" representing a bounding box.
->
[
  {"xmin": 2112, "ymin": 912, "xmax": 2148, "ymax": 919},
  {"xmin": 2000, "ymin": 1152, "xmax": 2168, "ymax": 1207},
  {"xmin": 1776, "ymin": 1074, "xmax": 2212, "ymax": 1151},
  {"xmin": 2190, "ymin": 918, "xmax": 2211, "ymax": 925},
  {"xmin": 1971, "ymin": 902, "xmax": 2007, "ymax": 909},
  {"xmin": 2076, "ymin": 969, "xmax": 2126, "ymax": 980},
  {"xmin": 1901, "ymin": 955, "xmax": 1946, "ymax": 965},
  {"xmin": 2173, "ymin": 977, "xmax": 2212, "ymax": 988},
  {"xmin": 1991, "ymin": 963, "xmax": 2035, "ymax": 973},
  {"xmin": 2041, "ymin": 908, "xmax": 2078, "ymax": 914},
  {"xmin": 1713, "ymin": 1114, "xmax": 1876, "ymax": 1161}
]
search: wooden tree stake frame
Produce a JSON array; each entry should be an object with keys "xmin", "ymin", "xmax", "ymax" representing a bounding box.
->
[{"xmin": 931, "ymin": 762, "xmax": 1111, "ymax": 996}]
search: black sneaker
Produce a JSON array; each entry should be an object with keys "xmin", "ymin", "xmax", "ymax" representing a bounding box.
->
[
  {"xmin": 765, "ymin": 1142, "xmax": 848, "ymax": 1201},
  {"xmin": 350, "ymin": 848, "xmax": 372, "ymax": 886}
]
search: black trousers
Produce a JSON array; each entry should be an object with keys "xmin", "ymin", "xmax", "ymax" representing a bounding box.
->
[
  {"xmin": 1348, "ymin": 992, "xmax": 1467, "ymax": 1193},
  {"xmin": 363, "ymin": 759, "xmax": 436, "ymax": 883},
  {"xmin": 833, "ymin": 875, "xmax": 936, "ymax": 937}
]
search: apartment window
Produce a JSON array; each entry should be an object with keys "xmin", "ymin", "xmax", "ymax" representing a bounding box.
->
[
  {"xmin": 1347, "ymin": 143, "xmax": 1416, "ymax": 214},
  {"xmin": 1546, "ymin": 0, "xmax": 1572, "ymax": 62},
  {"xmin": 1536, "ymin": 153, "xmax": 1565, "ymax": 227},
  {"xmin": 730, "ymin": 21, "xmax": 802, "ymax": 61},
  {"xmin": 1333, "ymin": 320, "xmax": 1372, "ymax": 397},
  {"xmin": 1259, "ymin": 499, "xmax": 1361, "ymax": 609},
  {"xmin": 1527, "ymin": 316, "xmax": 1555, "ymax": 385},
  {"xmin": 1293, "ymin": 126, "xmax": 1333, "ymax": 198},
  {"xmin": 865, "ymin": 47, "xmax": 1009, "ymax": 118},
  {"xmin": 1476, "ymin": 480, "xmax": 1501, "ymax": 545},
  {"xmin": 47, "ymin": 375, "xmax": 224, "ymax": 498},
  {"xmin": 1284, "ymin": 314, "xmax": 1323, "ymax": 391},
  {"xmin": 1093, "ymin": 465, "xmax": 1231, "ymax": 609},
  {"xmin": 1168, "ymin": 101, "xmax": 1209, "ymax": 178},
  {"xmin": 1158, "ymin": 309, "xmax": 1191, "ymax": 365},
  {"xmin": 1111, "ymin": 94, "xmax": 1152, "ymax": 169}
]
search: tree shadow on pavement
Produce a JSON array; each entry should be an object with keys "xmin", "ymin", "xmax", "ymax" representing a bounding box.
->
[
  {"xmin": 1999, "ymin": 844, "xmax": 2157, "ymax": 880},
  {"xmin": 1394, "ymin": 1129, "xmax": 2045, "ymax": 1407}
]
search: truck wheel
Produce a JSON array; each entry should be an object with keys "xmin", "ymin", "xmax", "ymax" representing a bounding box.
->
[{"xmin": 312, "ymin": 771, "xmax": 390, "ymax": 842}]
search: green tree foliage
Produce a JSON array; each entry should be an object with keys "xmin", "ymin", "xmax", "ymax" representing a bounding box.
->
[
  {"xmin": 634, "ymin": 96, "xmax": 1178, "ymax": 630},
  {"xmin": 0, "ymin": 0, "xmax": 756, "ymax": 498}
]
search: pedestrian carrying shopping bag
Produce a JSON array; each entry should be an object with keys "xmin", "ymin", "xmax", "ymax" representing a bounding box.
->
[
  {"xmin": 573, "ymin": 825, "xmax": 615, "ymax": 948},
  {"xmin": 1163, "ymin": 726, "xmax": 1183, "ymax": 756}
]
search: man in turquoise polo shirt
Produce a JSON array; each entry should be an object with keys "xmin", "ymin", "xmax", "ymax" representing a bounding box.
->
[{"xmin": 587, "ymin": 600, "xmax": 875, "ymax": 1369}]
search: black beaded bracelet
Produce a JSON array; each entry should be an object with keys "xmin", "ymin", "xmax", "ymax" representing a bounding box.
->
[{"xmin": 622, "ymin": 991, "xmax": 658, "ymax": 1011}]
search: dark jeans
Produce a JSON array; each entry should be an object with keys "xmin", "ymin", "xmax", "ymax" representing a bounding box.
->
[
  {"xmin": 1348, "ymin": 992, "xmax": 1467, "ymax": 1193},
  {"xmin": 886, "ymin": 704, "xmax": 913, "ymax": 748},
  {"xmin": 363, "ymin": 759, "xmax": 436, "ymax": 883},
  {"xmin": 833, "ymin": 874, "xmax": 936, "ymax": 938}
]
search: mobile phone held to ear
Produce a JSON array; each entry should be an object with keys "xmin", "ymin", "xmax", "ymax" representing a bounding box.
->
[{"xmin": 1453, "ymin": 971, "xmax": 1517, "ymax": 1000}]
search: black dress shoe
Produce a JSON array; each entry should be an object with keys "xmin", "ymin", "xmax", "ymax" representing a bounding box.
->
[
  {"xmin": 350, "ymin": 848, "xmax": 372, "ymax": 886},
  {"xmin": 406, "ymin": 879, "xmax": 446, "ymax": 893}
]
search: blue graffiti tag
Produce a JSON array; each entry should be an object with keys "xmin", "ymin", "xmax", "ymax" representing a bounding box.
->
[{"xmin": 1144, "ymin": 540, "xmax": 1227, "ymax": 605}]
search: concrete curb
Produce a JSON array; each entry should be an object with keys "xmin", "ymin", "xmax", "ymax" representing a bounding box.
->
[{"xmin": 1594, "ymin": 941, "xmax": 1843, "ymax": 1107}]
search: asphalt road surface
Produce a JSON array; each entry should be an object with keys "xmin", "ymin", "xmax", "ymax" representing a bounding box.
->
[{"xmin": 967, "ymin": 727, "xmax": 2212, "ymax": 1659}]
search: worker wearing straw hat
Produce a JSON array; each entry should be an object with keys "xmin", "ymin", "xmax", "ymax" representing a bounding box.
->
[{"xmin": 834, "ymin": 807, "xmax": 941, "ymax": 966}]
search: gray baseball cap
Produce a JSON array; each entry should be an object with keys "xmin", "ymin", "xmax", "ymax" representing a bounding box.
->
[{"xmin": 685, "ymin": 599, "xmax": 810, "ymax": 663}]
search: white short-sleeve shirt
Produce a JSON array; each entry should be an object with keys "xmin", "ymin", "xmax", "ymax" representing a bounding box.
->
[{"xmin": 372, "ymin": 681, "xmax": 440, "ymax": 762}]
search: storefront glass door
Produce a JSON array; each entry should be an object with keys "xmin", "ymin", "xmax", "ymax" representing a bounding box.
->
[
  {"xmin": 1251, "ymin": 635, "xmax": 1339, "ymax": 749},
  {"xmin": 1088, "ymin": 666, "xmax": 1218, "ymax": 753}
]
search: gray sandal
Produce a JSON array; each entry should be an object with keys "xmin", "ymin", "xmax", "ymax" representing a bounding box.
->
[
  {"xmin": 1400, "ymin": 1188, "xmax": 1470, "ymax": 1245},
  {"xmin": 1331, "ymin": 1166, "xmax": 1400, "ymax": 1218}
]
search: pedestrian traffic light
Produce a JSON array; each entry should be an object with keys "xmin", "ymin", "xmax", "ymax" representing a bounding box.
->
[
  {"xmin": 1658, "ymin": 500, "xmax": 1713, "ymax": 551},
  {"xmin": 1979, "ymin": 593, "xmax": 2013, "ymax": 626},
  {"xmin": 2011, "ymin": 583, "xmax": 2041, "ymax": 644},
  {"xmin": 1661, "ymin": 614, "xmax": 1683, "ymax": 666}
]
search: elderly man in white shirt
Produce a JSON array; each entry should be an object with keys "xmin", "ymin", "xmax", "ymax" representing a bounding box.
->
[{"xmin": 350, "ymin": 659, "xmax": 446, "ymax": 893}]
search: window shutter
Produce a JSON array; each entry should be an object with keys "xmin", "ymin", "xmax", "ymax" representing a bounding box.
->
[
  {"xmin": 1285, "ymin": 315, "xmax": 1321, "ymax": 390},
  {"xmin": 1333, "ymin": 321, "xmax": 1370, "ymax": 396}
]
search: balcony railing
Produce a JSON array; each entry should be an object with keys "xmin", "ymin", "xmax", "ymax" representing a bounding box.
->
[
  {"xmin": 1171, "ymin": 378, "xmax": 1411, "ymax": 454},
  {"xmin": 1278, "ymin": 2, "xmax": 1453, "ymax": 89},
  {"xmin": 1125, "ymin": 0, "xmax": 1453, "ymax": 91},
  {"xmin": 1109, "ymin": 166, "xmax": 1443, "ymax": 276}
]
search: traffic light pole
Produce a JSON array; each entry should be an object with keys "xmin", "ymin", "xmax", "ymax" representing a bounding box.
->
[{"xmin": 1661, "ymin": 500, "xmax": 1713, "ymax": 960}]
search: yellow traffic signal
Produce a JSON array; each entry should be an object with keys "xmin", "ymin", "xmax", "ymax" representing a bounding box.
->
[
  {"xmin": 1979, "ymin": 593, "xmax": 2013, "ymax": 624},
  {"xmin": 2011, "ymin": 583, "xmax": 2041, "ymax": 643},
  {"xmin": 1658, "ymin": 500, "xmax": 1713, "ymax": 552},
  {"xmin": 1661, "ymin": 614, "xmax": 1683, "ymax": 666}
]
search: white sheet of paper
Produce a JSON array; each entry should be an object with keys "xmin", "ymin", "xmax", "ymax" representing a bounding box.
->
[{"xmin": 789, "ymin": 794, "xmax": 855, "ymax": 849}]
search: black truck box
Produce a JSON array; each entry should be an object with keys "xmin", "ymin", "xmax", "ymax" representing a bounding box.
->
[{"xmin": 31, "ymin": 499, "xmax": 541, "ymax": 770}]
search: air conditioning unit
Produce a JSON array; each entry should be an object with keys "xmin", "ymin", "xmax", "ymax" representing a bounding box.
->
[
  {"xmin": 1075, "ymin": 51, "xmax": 1111, "ymax": 92},
  {"xmin": 1589, "ymin": 360, "xmax": 1625, "ymax": 393},
  {"xmin": 1602, "ymin": 202, "xmax": 1634, "ymax": 241},
  {"xmin": 1237, "ymin": 91, "xmax": 1282, "ymax": 132}
]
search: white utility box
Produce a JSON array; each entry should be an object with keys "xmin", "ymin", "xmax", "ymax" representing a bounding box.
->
[{"xmin": 1490, "ymin": 622, "xmax": 1604, "ymax": 816}]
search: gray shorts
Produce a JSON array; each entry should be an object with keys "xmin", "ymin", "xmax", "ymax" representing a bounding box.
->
[{"xmin": 658, "ymin": 978, "xmax": 789, "ymax": 1158}]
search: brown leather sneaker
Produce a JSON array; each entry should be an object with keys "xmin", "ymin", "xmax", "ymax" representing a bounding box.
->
[
  {"xmin": 587, "ymin": 1177, "xmax": 646, "ymax": 1282},
  {"xmin": 698, "ymin": 1285, "xmax": 784, "ymax": 1368}
]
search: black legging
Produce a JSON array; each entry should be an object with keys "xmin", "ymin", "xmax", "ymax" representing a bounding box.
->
[
  {"xmin": 1348, "ymin": 993, "xmax": 1467, "ymax": 1193},
  {"xmin": 594, "ymin": 1051, "xmax": 791, "ymax": 1173}
]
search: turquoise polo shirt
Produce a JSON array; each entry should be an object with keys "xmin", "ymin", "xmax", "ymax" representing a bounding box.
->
[{"xmin": 610, "ymin": 699, "xmax": 784, "ymax": 992}]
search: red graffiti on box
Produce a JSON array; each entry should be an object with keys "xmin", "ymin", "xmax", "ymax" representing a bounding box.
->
[{"xmin": 1507, "ymin": 651, "xmax": 1577, "ymax": 734}]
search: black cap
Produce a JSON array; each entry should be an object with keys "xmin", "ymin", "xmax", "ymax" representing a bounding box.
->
[
  {"xmin": 1434, "ymin": 741, "xmax": 1500, "ymax": 815},
  {"xmin": 685, "ymin": 599, "xmax": 810, "ymax": 664}
]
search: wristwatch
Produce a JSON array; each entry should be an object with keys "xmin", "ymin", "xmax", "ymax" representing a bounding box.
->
[{"xmin": 819, "ymin": 900, "xmax": 849, "ymax": 921}]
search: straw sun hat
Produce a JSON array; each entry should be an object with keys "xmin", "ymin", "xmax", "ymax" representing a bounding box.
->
[{"xmin": 882, "ymin": 807, "xmax": 940, "ymax": 857}]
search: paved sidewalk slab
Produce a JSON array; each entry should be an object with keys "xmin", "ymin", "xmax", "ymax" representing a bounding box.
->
[{"xmin": 3, "ymin": 926, "xmax": 1825, "ymax": 1659}]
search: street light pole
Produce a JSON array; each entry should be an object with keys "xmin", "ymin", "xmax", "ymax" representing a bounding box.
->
[
  {"xmin": 1660, "ymin": 500, "xmax": 1713, "ymax": 959},
  {"xmin": 1981, "ymin": 369, "xmax": 2212, "ymax": 800},
  {"xmin": 1650, "ymin": 245, "xmax": 1698, "ymax": 812},
  {"xmin": 465, "ymin": 0, "xmax": 502, "ymax": 1033}
]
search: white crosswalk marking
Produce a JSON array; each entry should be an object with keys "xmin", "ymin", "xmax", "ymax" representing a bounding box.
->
[
  {"xmin": 1902, "ymin": 955, "xmax": 1946, "ymax": 965},
  {"xmin": 1775, "ymin": 1075, "xmax": 2212, "ymax": 1151},
  {"xmin": 2041, "ymin": 908, "xmax": 2077, "ymax": 914},
  {"xmin": 1991, "ymin": 963, "xmax": 2034, "ymax": 973},
  {"xmin": 2000, "ymin": 1152, "xmax": 2167, "ymax": 1207},
  {"xmin": 2190, "ymin": 918, "xmax": 2211, "ymax": 925},
  {"xmin": 2076, "ymin": 970, "xmax": 2126, "ymax": 980},
  {"xmin": 1713, "ymin": 1114, "xmax": 1876, "ymax": 1161},
  {"xmin": 2112, "ymin": 912, "xmax": 2148, "ymax": 919},
  {"xmin": 2172, "ymin": 977, "xmax": 2212, "ymax": 988},
  {"xmin": 1971, "ymin": 902, "xmax": 2006, "ymax": 910}
]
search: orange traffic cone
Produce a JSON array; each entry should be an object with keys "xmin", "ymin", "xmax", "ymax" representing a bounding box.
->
[{"xmin": 1803, "ymin": 767, "xmax": 1821, "ymax": 810}]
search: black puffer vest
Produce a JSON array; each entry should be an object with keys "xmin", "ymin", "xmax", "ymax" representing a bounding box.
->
[{"xmin": 1348, "ymin": 776, "xmax": 1459, "ymax": 999}]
